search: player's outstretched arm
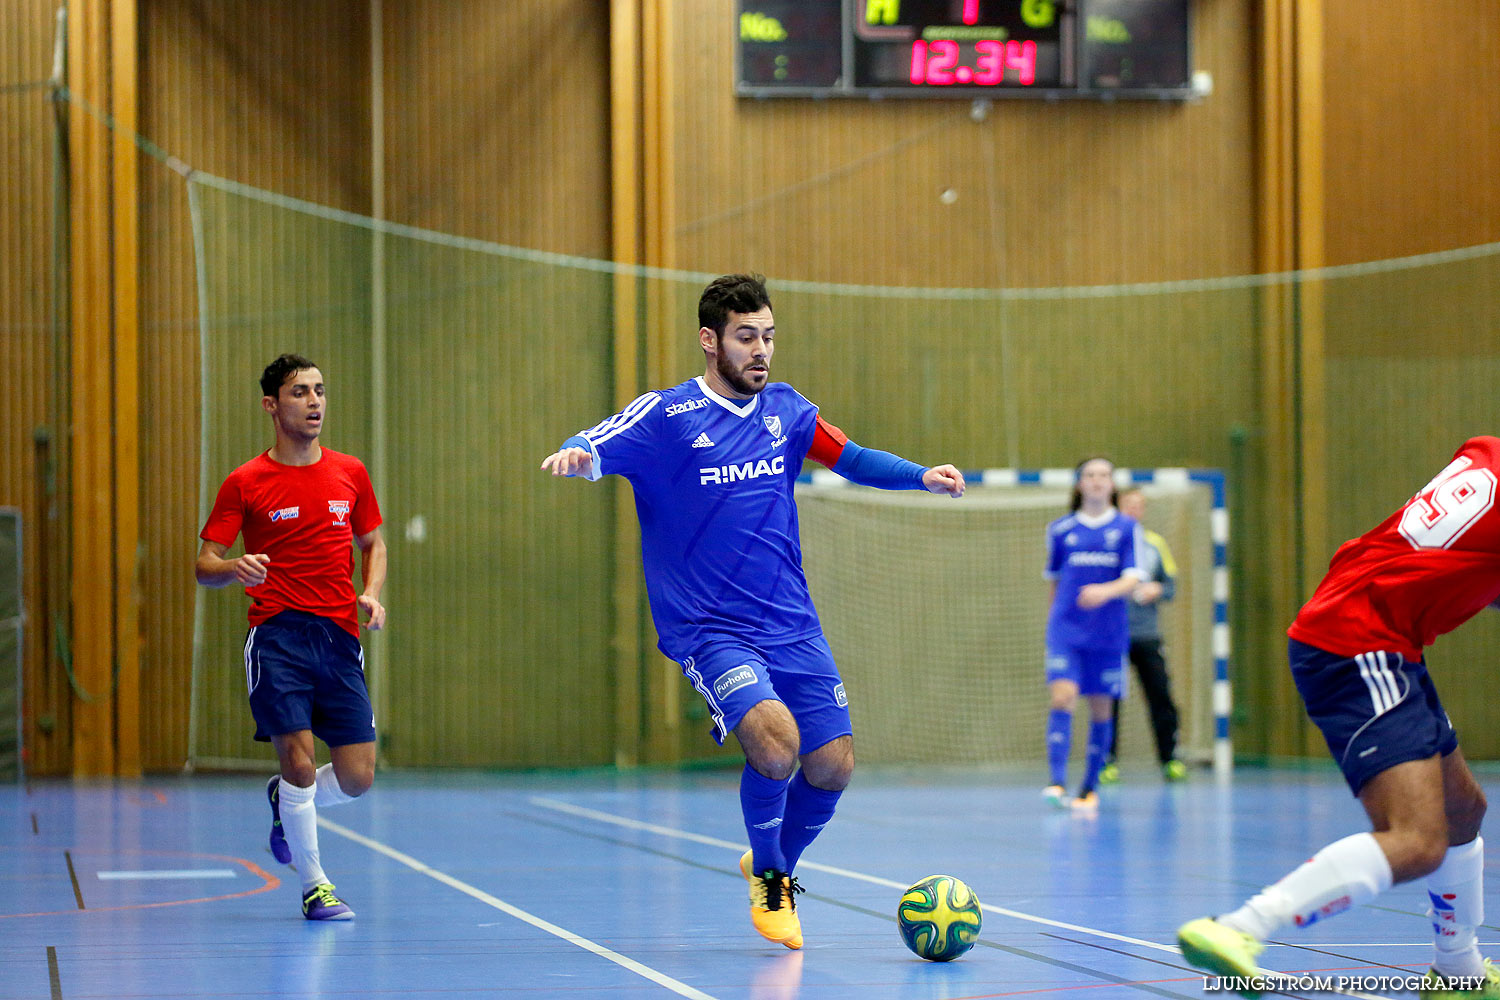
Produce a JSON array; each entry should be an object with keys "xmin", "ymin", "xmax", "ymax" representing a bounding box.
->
[
  {"xmin": 811, "ymin": 421, "xmax": 965, "ymax": 497},
  {"xmin": 540, "ymin": 445, "xmax": 594, "ymax": 479},
  {"xmin": 195, "ymin": 539, "xmax": 270, "ymax": 588},
  {"xmin": 922, "ymin": 465, "xmax": 966, "ymax": 497}
]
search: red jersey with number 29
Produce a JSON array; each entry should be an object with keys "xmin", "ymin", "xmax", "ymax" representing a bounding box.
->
[
  {"xmin": 200, "ymin": 448, "xmax": 382, "ymax": 637},
  {"xmin": 1288, "ymin": 436, "xmax": 1500, "ymax": 661}
]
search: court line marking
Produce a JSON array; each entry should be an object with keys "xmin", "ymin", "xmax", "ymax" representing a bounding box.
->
[
  {"xmin": 318, "ymin": 817, "xmax": 721, "ymax": 1000},
  {"xmin": 47, "ymin": 945, "xmax": 62, "ymax": 1000},
  {"xmin": 96, "ymin": 869, "xmax": 237, "ymax": 880},
  {"xmin": 529, "ymin": 796, "xmax": 1179, "ymax": 954},
  {"xmin": 528, "ymin": 798, "xmax": 1404, "ymax": 999},
  {"xmin": 0, "ymin": 853, "xmax": 279, "ymax": 920},
  {"xmin": 63, "ymin": 851, "xmax": 84, "ymax": 909}
]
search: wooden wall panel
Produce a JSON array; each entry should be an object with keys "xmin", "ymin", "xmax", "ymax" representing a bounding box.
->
[
  {"xmin": 1323, "ymin": 2, "xmax": 1500, "ymax": 264},
  {"xmin": 0, "ymin": 1, "xmax": 69, "ymax": 775},
  {"xmin": 383, "ymin": 1, "xmax": 610, "ymax": 254},
  {"xmin": 668, "ymin": 0, "xmax": 1257, "ymax": 288},
  {"xmin": 137, "ymin": 0, "xmax": 371, "ymax": 770},
  {"xmin": 134, "ymin": 1, "xmax": 615, "ymax": 770},
  {"xmin": 381, "ymin": 1, "xmax": 616, "ymax": 766}
]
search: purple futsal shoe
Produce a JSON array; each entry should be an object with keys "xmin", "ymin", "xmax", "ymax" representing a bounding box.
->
[
  {"xmin": 266, "ymin": 776, "xmax": 292, "ymax": 864},
  {"xmin": 302, "ymin": 883, "xmax": 354, "ymax": 920}
]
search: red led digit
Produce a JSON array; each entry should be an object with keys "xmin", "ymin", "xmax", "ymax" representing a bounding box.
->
[
  {"xmin": 925, "ymin": 38, "xmax": 958, "ymax": 84},
  {"xmin": 974, "ymin": 39, "xmax": 1003, "ymax": 84},
  {"xmin": 962, "ymin": 0, "xmax": 979, "ymax": 25},
  {"xmin": 909, "ymin": 39, "xmax": 927, "ymax": 84},
  {"xmin": 1007, "ymin": 39, "xmax": 1037, "ymax": 85}
]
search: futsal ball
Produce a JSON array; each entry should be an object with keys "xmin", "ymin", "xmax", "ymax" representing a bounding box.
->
[{"xmin": 897, "ymin": 874, "xmax": 982, "ymax": 961}]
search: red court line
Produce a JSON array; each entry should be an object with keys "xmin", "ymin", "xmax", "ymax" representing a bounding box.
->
[{"xmin": 0, "ymin": 848, "xmax": 280, "ymax": 919}]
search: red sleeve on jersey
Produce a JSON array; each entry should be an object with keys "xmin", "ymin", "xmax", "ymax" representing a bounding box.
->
[
  {"xmin": 199, "ymin": 471, "xmax": 245, "ymax": 547},
  {"xmin": 806, "ymin": 415, "xmax": 850, "ymax": 469},
  {"xmin": 350, "ymin": 459, "xmax": 383, "ymax": 537}
]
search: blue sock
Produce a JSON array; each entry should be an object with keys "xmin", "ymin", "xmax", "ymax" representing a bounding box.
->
[
  {"xmin": 779, "ymin": 770, "xmax": 842, "ymax": 874},
  {"xmin": 740, "ymin": 764, "xmax": 791, "ymax": 874},
  {"xmin": 1081, "ymin": 719, "xmax": 1113, "ymax": 793},
  {"xmin": 1046, "ymin": 709, "xmax": 1072, "ymax": 786}
]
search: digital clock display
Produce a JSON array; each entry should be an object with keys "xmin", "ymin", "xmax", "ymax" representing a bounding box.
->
[
  {"xmin": 737, "ymin": 0, "xmax": 1191, "ymax": 100},
  {"xmin": 853, "ymin": 0, "xmax": 1067, "ymax": 89}
]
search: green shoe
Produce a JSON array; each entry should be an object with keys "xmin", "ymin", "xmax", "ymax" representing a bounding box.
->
[
  {"xmin": 1177, "ymin": 917, "xmax": 1266, "ymax": 997},
  {"xmin": 1099, "ymin": 762, "xmax": 1120, "ymax": 785},
  {"xmin": 1163, "ymin": 759, "xmax": 1188, "ymax": 782},
  {"xmin": 1419, "ymin": 959, "xmax": 1500, "ymax": 999}
]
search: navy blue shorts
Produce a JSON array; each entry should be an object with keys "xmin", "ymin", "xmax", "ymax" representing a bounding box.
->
[
  {"xmin": 679, "ymin": 635, "xmax": 851, "ymax": 753},
  {"xmin": 1045, "ymin": 646, "xmax": 1127, "ymax": 698},
  {"xmin": 1289, "ymin": 638, "xmax": 1458, "ymax": 795},
  {"xmin": 243, "ymin": 610, "xmax": 376, "ymax": 747}
]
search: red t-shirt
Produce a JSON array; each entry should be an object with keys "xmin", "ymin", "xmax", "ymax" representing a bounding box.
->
[
  {"xmin": 200, "ymin": 448, "xmax": 382, "ymax": 636},
  {"xmin": 1288, "ymin": 436, "xmax": 1500, "ymax": 660}
]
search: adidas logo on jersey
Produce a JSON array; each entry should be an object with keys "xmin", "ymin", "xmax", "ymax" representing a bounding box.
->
[{"xmin": 691, "ymin": 433, "xmax": 715, "ymax": 448}]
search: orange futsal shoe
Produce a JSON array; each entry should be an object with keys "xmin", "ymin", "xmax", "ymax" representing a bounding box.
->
[{"xmin": 739, "ymin": 849, "xmax": 803, "ymax": 949}]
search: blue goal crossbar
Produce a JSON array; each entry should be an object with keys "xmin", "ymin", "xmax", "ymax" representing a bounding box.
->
[{"xmin": 797, "ymin": 466, "xmax": 1232, "ymax": 776}]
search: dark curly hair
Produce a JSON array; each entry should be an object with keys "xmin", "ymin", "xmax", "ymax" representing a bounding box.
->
[
  {"xmin": 698, "ymin": 273, "xmax": 771, "ymax": 340},
  {"xmin": 259, "ymin": 353, "xmax": 319, "ymax": 398}
]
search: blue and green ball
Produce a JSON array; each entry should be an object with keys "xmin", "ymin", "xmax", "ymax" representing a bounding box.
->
[{"xmin": 897, "ymin": 874, "xmax": 982, "ymax": 961}]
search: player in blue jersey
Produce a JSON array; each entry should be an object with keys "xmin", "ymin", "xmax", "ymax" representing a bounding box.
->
[
  {"xmin": 1041, "ymin": 457, "xmax": 1145, "ymax": 813},
  {"xmin": 541, "ymin": 273, "xmax": 966, "ymax": 950}
]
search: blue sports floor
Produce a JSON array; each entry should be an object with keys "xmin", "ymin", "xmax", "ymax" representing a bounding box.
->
[{"xmin": 1, "ymin": 766, "xmax": 1492, "ymax": 999}]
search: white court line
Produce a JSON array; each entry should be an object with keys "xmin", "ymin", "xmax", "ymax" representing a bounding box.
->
[
  {"xmin": 530, "ymin": 796, "xmax": 1175, "ymax": 952},
  {"xmin": 96, "ymin": 869, "xmax": 237, "ymax": 880},
  {"xmin": 526, "ymin": 797, "xmax": 1395, "ymax": 1000},
  {"xmin": 318, "ymin": 817, "xmax": 720, "ymax": 1000}
]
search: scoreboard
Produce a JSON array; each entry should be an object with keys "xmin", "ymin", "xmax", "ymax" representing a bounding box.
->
[{"xmin": 737, "ymin": 0, "xmax": 1193, "ymax": 100}]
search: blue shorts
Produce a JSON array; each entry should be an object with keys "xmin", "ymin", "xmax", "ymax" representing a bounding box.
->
[
  {"xmin": 244, "ymin": 610, "xmax": 376, "ymax": 747},
  {"xmin": 1045, "ymin": 646, "xmax": 1127, "ymax": 698},
  {"xmin": 679, "ymin": 635, "xmax": 851, "ymax": 752},
  {"xmin": 1289, "ymin": 638, "xmax": 1458, "ymax": 795}
]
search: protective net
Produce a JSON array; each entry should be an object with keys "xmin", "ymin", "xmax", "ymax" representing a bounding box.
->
[
  {"xmin": 188, "ymin": 178, "xmax": 626, "ymax": 768},
  {"xmin": 174, "ymin": 166, "xmax": 1500, "ymax": 771},
  {"xmin": 795, "ymin": 477, "xmax": 1217, "ymax": 769}
]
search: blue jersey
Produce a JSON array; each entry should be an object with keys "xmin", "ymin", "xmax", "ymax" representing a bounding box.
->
[
  {"xmin": 567, "ymin": 377, "xmax": 823, "ymax": 660},
  {"xmin": 1044, "ymin": 509, "xmax": 1145, "ymax": 652}
]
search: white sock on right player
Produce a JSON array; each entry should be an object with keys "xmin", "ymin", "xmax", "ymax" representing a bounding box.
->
[
  {"xmin": 1426, "ymin": 836, "xmax": 1486, "ymax": 978},
  {"xmin": 1219, "ymin": 832, "xmax": 1393, "ymax": 941},
  {"xmin": 276, "ymin": 778, "xmax": 329, "ymax": 889},
  {"xmin": 313, "ymin": 763, "xmax": 355, "ymax": 808}
]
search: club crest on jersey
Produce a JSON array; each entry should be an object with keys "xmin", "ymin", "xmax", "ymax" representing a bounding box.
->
[
  {"xmin": 327, "ymin": 500, "xmax": 351, "ymax": 524},
  {"xmin": 270, "ymin": 506, "xmax": 300, "ymax": 522},
  {"xmin": 763, "ymin": 414, "xmax": 782, "ymax": 438}
]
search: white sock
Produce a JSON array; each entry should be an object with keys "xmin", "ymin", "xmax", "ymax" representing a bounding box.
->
[
  {"xmin": 276, "ymin": 779, "xmax": 328, "ymax": 890},
  {"xmin": 1220, "ymin": 832, "xmax": 1393, "ymax": 941},
  {"xmin": 1427, "ymin": 837, "xmax": 1486, "ymax": 978},
  {"xmin": 314, "ymin": 764, "xmax": 356, "ymax": 808}
]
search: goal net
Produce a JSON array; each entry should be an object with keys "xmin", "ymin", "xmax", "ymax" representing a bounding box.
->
[{"xmin": 795, "ymin": 469, "xmax": 1229, "ymax": 774}]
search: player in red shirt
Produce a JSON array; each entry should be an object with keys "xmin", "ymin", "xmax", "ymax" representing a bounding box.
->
[
  {"xmin": 196, "ymin": 354, "xmax": 387, "ymax": 921},
  {"xmin": 1179, "ymin": 437, "xmax": 1500, "ymax": 998}
]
